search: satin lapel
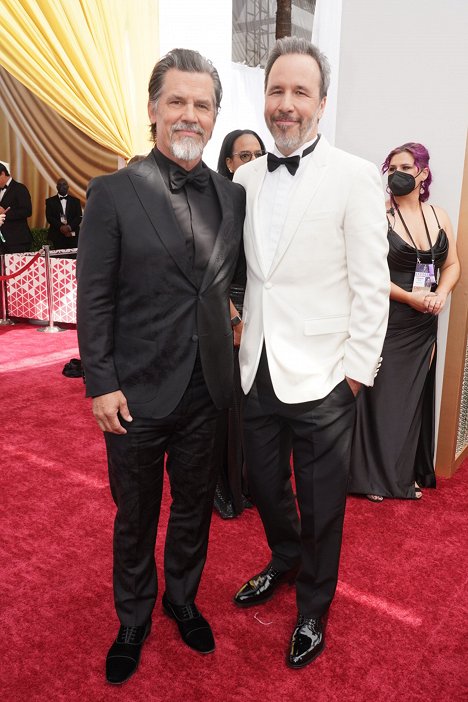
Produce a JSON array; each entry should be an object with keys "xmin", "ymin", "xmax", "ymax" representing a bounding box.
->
[
  {"xmin": 127, "ymin": 156, "xmax": 196, "ymax": 285},
  {"xmin": 267, "ymin": 138, "xmax": 330, "ymax": 277},
  {"xmin": 199, "ymin": 172, "xmax": 235, "ymax": 293},
  {"xmin": 245, "ymin": 157, "xmax": 268, "ymax": 277}
]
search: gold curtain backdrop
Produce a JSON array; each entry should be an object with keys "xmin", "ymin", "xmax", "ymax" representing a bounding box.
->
[
  {"xmin": 0, "ymin": 0, "xmax": 159, "ymax": 228},
  {"xmin": 0, "ymin": 65, "xmax": 118, "ymax": 219},
  {"xmin": 0, "ymin": 115, "xmax": 54, "ymax": 229},
  {"xmin": 0, "ymin": 0, "xmax": 159, "ymax": 159}
]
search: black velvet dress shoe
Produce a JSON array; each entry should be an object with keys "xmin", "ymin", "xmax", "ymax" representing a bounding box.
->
[
  {"xmin": 106, "ymin": 621, "xmax": 151, "ymax": 684},
  {"xmin": 287, "ymin": 615, "xmax": 325, "ymax": 668},
  {"xmin": 233, "ymin": 562, "xmax": 297, "ymax": 607},
  {"xmin": 213, "ymin": 485, "xmax": 235, "ymax": 519},
  {"xmin": 162, "ymin": 592, "xmax": 215, "ymax": 653}
]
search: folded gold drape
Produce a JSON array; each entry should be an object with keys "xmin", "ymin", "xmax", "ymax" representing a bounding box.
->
[
  {"xmin": 0, "ymin": 66, "xmax": 118, "ymax": 211},
  {"xmin": 0, "ymin": 114, "xmax": 54, "ymax": 229},
  {"xmin": 0, "ymin": 0, "xmax": 159, "ymax": 158},
  {"xmin": 0, "ymin": 67, "xmax": 119, "ymax": 228}
]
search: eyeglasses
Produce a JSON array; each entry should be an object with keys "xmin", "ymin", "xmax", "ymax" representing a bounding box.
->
[{"xmin": 232, "ymin": 150, "xmax": 266, "ymax": 163}]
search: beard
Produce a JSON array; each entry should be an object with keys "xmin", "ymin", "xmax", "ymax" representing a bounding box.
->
[
  {"xmin": 268, "ymin": 111, "xmax": 319, "ymax": 152},
  {"xmin": 170, "ymin": 122, "xmax": 206, "ymax": 162}
]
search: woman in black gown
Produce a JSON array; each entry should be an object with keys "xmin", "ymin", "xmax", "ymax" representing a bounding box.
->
[
  {"xmin": 214, "ymin": 129, "xmax": 266, "ymax": 518},
  {"xmin": 349, "ymin": 142, "xmax": 460, "ymax": 501}
]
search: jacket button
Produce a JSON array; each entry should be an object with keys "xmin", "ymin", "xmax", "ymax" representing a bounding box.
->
[
  {"xmin": 264, "ymin": 282, "xmax": 272, "ymax": 289},
  {"xmin": 192, "ymin": 334, "xmax": 198, "ymax": 342}
]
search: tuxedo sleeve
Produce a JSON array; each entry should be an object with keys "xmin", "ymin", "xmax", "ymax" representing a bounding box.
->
[
  {"xmin": 6, "ymin": 183, "xmax": 32, "ymax": 221},
  {"xmin": 68, "ymin": 198, "xmax": 82, "ymax": 231},
  {"xmin": 45, "ymin": 198, "xmax": 62, "ymax": 229},
  {"xmin": 342, "ymin": 161, "xmax": 390, "ymax": 386},
  {"xmin": 76, "ymin": 176, "xmax": 121, "ymax": 397}
]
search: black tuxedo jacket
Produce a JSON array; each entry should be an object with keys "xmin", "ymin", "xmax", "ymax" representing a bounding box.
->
[
  {"xmin": 45, "ymin": 194, "xmax": 82, "ymax": 249},
  {"xmin": 76, "ymin": 151, "xmax": 246, "ymax": 417},
  {"xmin": 0, "ymin": 180, "xmax": 32, "ymax": 252}
]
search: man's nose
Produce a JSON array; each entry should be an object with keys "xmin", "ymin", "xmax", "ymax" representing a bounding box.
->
[
  {"xmin": 182, "ymin": 101, "xmax": 197, "ymax": 122},
  {"xmin": 278, "ymin": 92, "xmax": 294, "ymax": 111}
]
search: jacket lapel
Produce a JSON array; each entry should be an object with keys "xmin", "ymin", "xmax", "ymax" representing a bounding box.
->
[
  {"xmin": 128, "ymin": 154, "xmax": 197, "ymax": 286},
  {"xmin": 267, "ymin": 137, "xmax": 330, "ymax": 277},
  {"xmin": 244, "ymin": 157, "xmax": 269, "ymax": 277},
  {"xmin": 198, "ymin": 171, "xmax": 235, "ymax": 293}
]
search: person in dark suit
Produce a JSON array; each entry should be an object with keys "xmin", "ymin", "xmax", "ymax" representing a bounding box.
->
[
  {"xmin": 0, "ymin": 162, "xmax": 33, "ymax": 253},
  {"xmin": 77, "ymin": 48, "xmax": 245, "ymax": 685},
  {"xmin": 45, "ymin": 178, "xmax": 82, "ymax": 249}
]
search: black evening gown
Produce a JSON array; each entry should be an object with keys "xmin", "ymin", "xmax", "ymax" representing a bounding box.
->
[
  {"xmin": 216, "ymin": 283, "xmax": 250, "ymax": 515},
  {"xmin": 349, "ymin": 219, "xmax": 449, "ymax": 499}
]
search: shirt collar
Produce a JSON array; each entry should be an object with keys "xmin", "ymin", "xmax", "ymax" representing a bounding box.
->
[{"xmin": 273, "ymin": 134, "xmax": 319, "ymax": 159}]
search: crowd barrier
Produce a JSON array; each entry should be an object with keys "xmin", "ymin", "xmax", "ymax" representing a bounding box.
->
[{"xmin": 0, "ymin": 246, "xmax": 77, "ymax": 331}]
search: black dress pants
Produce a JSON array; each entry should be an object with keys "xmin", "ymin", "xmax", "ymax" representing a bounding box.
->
[
  {"xmin": 105, "ymin": 356, "xmax": 224, "ymax": 626},
  {"xmin": 243, "ymin": 347, "xmax": 356, "ymax": 618}
]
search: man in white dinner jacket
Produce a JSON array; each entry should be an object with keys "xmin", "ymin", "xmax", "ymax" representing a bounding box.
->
[{"xmin": 232, "ymin": 37, "xmax": 390, "ymax": 668}]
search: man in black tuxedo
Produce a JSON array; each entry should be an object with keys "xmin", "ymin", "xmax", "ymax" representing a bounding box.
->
[
  {"xmin": 45, "ymin": 178, "xmax": 82, "ymax": 249},
  {"xmin": 77, "ymin": 48, "xmax": 245, "ymax": 685},
  {"xmin": 0, "ymin": 162, "xmax": 33, "ymax": 253}
]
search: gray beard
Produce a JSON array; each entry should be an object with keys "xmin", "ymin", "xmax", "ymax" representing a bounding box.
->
[
  {"xmin": 270, "ymin": 113, "xmax": 318, "ymax": 153},
  {"xmin": 171, "ymin": 137, "xmax": 205, "ymax": 162}
]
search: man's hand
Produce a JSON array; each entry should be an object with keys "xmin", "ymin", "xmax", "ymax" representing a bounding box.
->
[
  {"xmin": 92, "ymin": 390, "xmax": 133, "ymax": 434},
  {"xmin": 345, "ymin": 376, "xmax": 362, "ymax": 397},
  {"xmin": 60, "ymin": 224, "xmax": 72, "ymax": 235},
  {"xmin": 233, "ymin": 320, "xmax": 243, "ymax": 347}
]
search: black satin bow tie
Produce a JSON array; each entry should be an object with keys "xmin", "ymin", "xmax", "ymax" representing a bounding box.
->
[
  {"xmin": 169, "ymin": 165, "xmax": 210, "ymax": 192},
  {"xmin": 267, "ymin": 135, "xmax": 322, "ymax": 176},
  {"xmin": 0, "ymin": 185, "xmax": 8, "ymax": 192},
  {"xmin": 59, "ymin": 195, "xmax": 67, "ymax": 199},
  {"xmin": 267, "ymin": 153, "xmax": 300, "ymax": 175}
]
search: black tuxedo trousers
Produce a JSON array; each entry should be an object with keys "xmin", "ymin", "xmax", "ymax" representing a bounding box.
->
[
  {"xmin": 105, "ymin": 354, "xmax": 225, "ymax": 625},
  {"xmin": 242, "ymin": 346, "xmax": 356, "ymax": 617}
]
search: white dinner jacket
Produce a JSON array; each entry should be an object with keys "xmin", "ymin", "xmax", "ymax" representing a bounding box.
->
[{"xmin": 234, "ymin": 136, "xmax": 390, "ymax": 403}]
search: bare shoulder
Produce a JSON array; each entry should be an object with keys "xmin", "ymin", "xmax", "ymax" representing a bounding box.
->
[{"xmin": 428, "ymin": 203, "xmax": 451, "ymax": 228}]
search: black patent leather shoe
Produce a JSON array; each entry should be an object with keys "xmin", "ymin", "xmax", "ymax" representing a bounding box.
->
[
  {"xmin": 106, "ymin": 621, "xmax": 151, "ymax": 684},
  {"xmin": 287, "ymin": 615, "xmax": 325, "ymax": 668},
  {"xmin": 233, "ymin": 562, "xmax": 297, "ymax": 608},
  {"xmin": 213, "ymin": 485, "xmax": 235, "ymax": 519},
  {"xmin": 162, "ymin": 592, "xmax": 215, "ymax": 653}
]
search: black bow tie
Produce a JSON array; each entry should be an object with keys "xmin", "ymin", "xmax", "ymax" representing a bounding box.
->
[
  {"xmin": 267, "ymin": 135, "xmax": 322, "ymax": 176},
  {"xmin": 59, "ymin": 195, "xmax": 68, "ymax": 199},
  {"xmin": 267, "ymin": 153, "xmax": 300, "ymax": 175},
  {"xmin": 169, "ymin": 165, "xmax": 209, "ymax": 192},
  {"xmin": 0, "ymin": 185, "xmax": 8, "ymax": 192}
]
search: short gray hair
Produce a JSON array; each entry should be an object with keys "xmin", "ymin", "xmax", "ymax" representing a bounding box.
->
[
  {"xmin": 264, "ymin": 37, "xmax": 330, "ymax": 99},
  {"xmin": 148, "ymin": 48, "xmax": 222, "ymax": 141}
]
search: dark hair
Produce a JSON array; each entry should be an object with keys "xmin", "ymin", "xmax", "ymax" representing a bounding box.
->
[
  {"xmin": 382, "ymin": 142, "xmax": 432, "ymax": 202},
  {"xmin": 148, "ymin": 48, "xmax": 222, "ymax": 142},
  {"xmin": 217, "ymin": 130, "xmax": 266, "ymax": 180},
  {"xmin": 264, "ymin": 36, "xmax": 330, "ymax": 99},
  {"xmin": 0, "ymin": 162, "xmax": 10, "ymax": 176}
]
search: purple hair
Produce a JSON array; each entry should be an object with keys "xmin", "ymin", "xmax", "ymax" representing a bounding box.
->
[{"xmin": 382, "ymin": 142, "xmax": 432, "ymax": 202}]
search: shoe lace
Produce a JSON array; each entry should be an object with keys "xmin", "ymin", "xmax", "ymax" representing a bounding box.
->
[
  {"xmin": 117, "ymin": 625, "xmax": 145, "ymax": 644},
  {"xmin": 180, "ymin": 603, "xmax": 199, "ymax": 620}
]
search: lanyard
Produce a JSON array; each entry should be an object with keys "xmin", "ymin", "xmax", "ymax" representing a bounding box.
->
[{"xmin": 395, "ymin": 205, "xmax": 435, "ymax": 267}]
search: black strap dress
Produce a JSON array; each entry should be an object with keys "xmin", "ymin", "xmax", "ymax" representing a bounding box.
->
[{"xmin": 349, "ymin": 207, "xmax": 449, "ymax": 499}]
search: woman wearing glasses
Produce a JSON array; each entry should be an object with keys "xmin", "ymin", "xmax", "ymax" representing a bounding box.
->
[{"xmin": 214, "ymin": 129, "xmax": 266, "ymax": 518}]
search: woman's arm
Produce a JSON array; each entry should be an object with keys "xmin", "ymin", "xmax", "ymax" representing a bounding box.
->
[{"xmin": 424, "ymin": 206, "xmax": 460, "ymax": 315}]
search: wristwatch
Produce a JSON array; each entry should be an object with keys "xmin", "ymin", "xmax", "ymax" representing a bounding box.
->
[{"xmin": 230, "ymin": 314, "xmax": 242, "ymax": 327}]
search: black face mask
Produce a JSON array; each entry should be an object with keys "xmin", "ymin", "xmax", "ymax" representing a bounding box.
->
[{"xmin": 387, "ymin": 170, "xmax": 421, "ymax": 197}]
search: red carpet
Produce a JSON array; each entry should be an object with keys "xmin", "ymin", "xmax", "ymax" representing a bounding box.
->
[{"xmin": 1, "ymin": 323, "xmax": 467, "ymax": 701}]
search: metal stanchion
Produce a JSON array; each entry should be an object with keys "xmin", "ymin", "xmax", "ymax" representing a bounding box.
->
[
  {"xmin": 37, "ymin": 245, "xmax": 65, "ymax": 333},
  {"xmin": 0, "ymin": 254, "xmax": 15, "ymax": 326}
]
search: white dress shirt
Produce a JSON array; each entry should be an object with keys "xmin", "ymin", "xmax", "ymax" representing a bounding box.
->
[{"xmin": 258, "ymin": 136, "xmax": 319, "ymax": 274}]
